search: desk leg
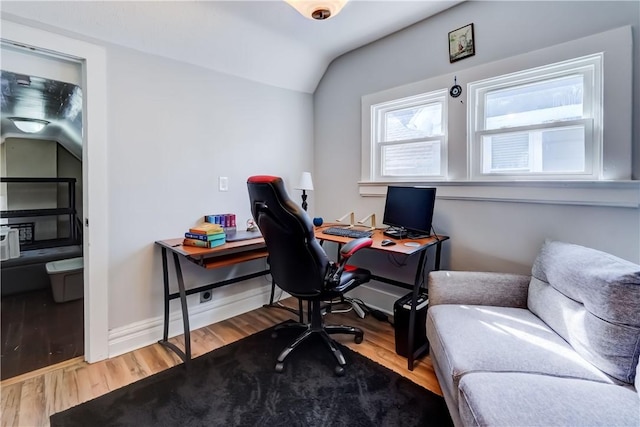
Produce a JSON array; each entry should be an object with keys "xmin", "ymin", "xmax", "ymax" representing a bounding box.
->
[
  {"xmin": 434, "ymin": 240, "xmax": 443, "ymax": 270},
  {"xmin": 173, "ymin": 252, "xmax": 191, "ymax": 363},
  {"xmin": 157, "ymin": 250, "xmax": 191, "ymax": 365},
  {"xmin": 407, "ymin": 250, "xmax": 428, "ymax": 371},
  {"xmin": 161, "ymin": 247, "xmax": 170, "ymax": 342}
]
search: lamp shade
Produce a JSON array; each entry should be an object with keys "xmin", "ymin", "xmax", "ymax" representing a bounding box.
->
[
  {"xmin": 296, "ymin": 172, "xmax": 314, "ymax": 191},
  {"xmin": 284, "ymin": 0, "xmax": 348, "ymax": 20}
]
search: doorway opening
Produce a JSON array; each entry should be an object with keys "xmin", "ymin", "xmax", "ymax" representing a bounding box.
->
[
  {"xmin": 1, "ymin": 55, "xmax": 85, "ymax": 380},
  {"xmin": 1, "ymin": 19, "xmax": 109, "ymax": 376}
]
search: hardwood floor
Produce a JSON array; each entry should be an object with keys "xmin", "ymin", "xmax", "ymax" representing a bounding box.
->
[
  {"xmin": 1, "ymin": 289, "xmax": 84, "ymax": 381},
  {"xmin": 0, "ymin": 298, "xmax": 441, "ymax": 427}
]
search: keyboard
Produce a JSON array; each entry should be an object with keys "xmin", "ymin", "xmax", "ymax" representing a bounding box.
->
[{"xmin": 322, "ymin": 227, "xmax": 373, "ymax": 239}]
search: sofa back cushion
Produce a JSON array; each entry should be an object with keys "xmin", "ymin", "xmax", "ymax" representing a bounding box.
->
[{"xmin": 528, "ymin": 240, "xmax": 640, "ymax": 384}]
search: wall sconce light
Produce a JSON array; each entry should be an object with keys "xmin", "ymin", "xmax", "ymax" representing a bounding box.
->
[
  {"xmin": 284, "ymin": 0, "xmax": 348, "ymax": 20},
  {"xmin": 296, "ymin": 171, "xmax": 314, "ymax": 211}
]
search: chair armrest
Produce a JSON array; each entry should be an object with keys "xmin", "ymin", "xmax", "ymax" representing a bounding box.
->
[
  {"xmin": 428, "ymin": 271, "xmax": 531, "ymax": 308},
  {"xmin": 328, "ymin": 238, "xmax": 373, "ymax": 284},
  {"xmin": 340, "ymin": 238, "xmax": 373, "ymax": 259}
]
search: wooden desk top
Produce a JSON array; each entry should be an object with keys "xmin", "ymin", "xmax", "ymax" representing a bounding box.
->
[
  {"xmin": 155, "ymin": 237, "xmax": 267, "ymax": 269},
  {"xmin": 157, "ymin": 223, "xmax": 448, "ymax": 267},
  {"xmin": 314, "ymin": 224, "xmax": 449, "ymax": 255}
]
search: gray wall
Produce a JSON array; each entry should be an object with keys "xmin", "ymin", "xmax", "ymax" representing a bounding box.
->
[
  {"xmin": 2, "ymin": 18, "xmax": 314, "ymax": 356},
  {"xmin": 106, "ymin": 45, "xmax": 314, "ymax": 332},
  {"xmin": 314, "ymin": 1, "xmax": 640, "ymax": 310}
]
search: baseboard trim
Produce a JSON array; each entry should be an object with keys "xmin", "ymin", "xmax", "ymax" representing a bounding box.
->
[
  {"xmin": 108, "ymin": 282, "xmax": 398, "ymax": 358},
  {"xmin": 108, "ymin": 284, "xmax": 279, "ymax": 358}
]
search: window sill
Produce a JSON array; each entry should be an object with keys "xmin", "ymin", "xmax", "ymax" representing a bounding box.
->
[{"xmin": 358, "ymin": 180, "xmax": 640, "ymax": 208}]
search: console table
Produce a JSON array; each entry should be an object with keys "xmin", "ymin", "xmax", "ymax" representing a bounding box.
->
[{"xmin": 155, "ymin": 237, "xmax": 269, "ymax": 364}]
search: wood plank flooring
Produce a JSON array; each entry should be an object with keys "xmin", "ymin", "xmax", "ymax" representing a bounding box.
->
[
  {"xmin": 1, "ymin": 289, "xmax": 84, "ymax": 381},
  {"xmin": 0, "ymin": 298, "xmax": 441, "ymax": 427}
]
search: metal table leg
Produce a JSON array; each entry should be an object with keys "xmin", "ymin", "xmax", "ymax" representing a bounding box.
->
[
  {"xmin": 407, "ymin": 249, "xmax": 428, "ymax": 371},
  {"xmin": 157, "ymin": 249, "xmax": 191, "ymax": 365}
]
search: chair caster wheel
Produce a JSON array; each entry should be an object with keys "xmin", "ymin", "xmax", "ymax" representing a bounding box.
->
[
  {"xmin": 275, "ymin": 362, "xmax": 285, "ymax": 373},
  {"xmin": 334, "ymin": 365, "xmax": 345, "ymax": 376},
  {"xmin": 354, "ymin": 334, "xmax": 363, "ymax": 344}
]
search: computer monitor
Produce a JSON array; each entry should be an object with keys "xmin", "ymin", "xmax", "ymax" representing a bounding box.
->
[{"xmin": 382, "ymin": 186, "xmax": 437, "ymax": 238}]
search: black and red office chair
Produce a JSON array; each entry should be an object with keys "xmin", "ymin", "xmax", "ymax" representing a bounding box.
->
[{"xmin": 247, "ymin": 175, "xmax": 373, "ymax": 375}]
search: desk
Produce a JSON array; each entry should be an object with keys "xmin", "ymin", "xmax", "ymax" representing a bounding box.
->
[
  {"xmin": 314, "ymin": 225, "xmax": 449, "ymax": 371},
  {"xmin": 155, "ymin": 237, "xmax": 269, "ymax": 364}
]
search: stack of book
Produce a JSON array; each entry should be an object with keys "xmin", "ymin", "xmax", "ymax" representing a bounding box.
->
[{"xmin": 183, "ymin": 223, "xmax": 226, "ymax": 248}]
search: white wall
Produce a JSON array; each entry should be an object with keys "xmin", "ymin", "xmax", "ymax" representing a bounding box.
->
[
  {"xmin": 314, "ymin": 1, "xmax": 640, "ymax": 312},
  {"xmin": 105, "ymin": 45, "xmax": 313, "ymax": 348}
]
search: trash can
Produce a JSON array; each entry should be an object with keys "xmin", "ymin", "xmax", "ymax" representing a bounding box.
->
[{"xmin": 393, "ymin": 290, "xmax": 429, "ymax": 358}]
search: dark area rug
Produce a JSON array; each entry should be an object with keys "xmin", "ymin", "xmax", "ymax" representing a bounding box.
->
[{"xmin": 51, "ymin": 322, "xmax": 452, "ymax": 426}]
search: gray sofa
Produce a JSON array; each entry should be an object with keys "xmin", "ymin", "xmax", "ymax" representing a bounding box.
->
[{"xmin": 426, "ymin": 240, "xmax": 640, "ymax": 426}]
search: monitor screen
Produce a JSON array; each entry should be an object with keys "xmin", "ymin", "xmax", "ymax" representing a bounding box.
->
[{"xmin": 382, "ymin": 186, "xmax": 436, "ymax": 237}]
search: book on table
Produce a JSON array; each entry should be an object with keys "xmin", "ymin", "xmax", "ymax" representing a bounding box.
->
[
  {"xmin": 184, "ymin": 231, "xmax": 226, "ymax": 241},
  {"xmin": 189, "ymin": 223, "xmax": 224, "ymax": 235},
  {"xmin": 183, "ymin": 236, "xmax": 226, "ymax": 248}
]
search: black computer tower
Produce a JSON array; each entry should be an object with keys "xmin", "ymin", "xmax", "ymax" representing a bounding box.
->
[{"xmin": 393, "ymin": 291, "xmax": 429, "ymax": 358}]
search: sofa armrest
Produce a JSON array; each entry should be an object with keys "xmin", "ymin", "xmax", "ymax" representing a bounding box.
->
[{"xmin": 428, "ymin": 271, "xmax": 531, "ymax": 308}]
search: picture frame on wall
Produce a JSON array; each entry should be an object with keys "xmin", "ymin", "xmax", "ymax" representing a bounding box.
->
[{"xmin": 449, "ymin": 23, "xmax": 475, "ymax": 63}]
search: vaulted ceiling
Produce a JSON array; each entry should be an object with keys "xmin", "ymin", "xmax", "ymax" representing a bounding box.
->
[
  {"xmin": 1, "ymin": 1, "xmax": 463, "ymax": 93},
  {"xmin": 1, "ymin": 1, "xmax": 463, "ymax": 153}
]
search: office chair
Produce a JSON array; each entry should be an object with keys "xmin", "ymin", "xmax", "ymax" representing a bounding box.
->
[{"xmin": 247, "ymin": 175, "xmax": 373, "ymax": 376}]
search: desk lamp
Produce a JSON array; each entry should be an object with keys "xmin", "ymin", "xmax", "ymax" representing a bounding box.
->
[{"xmin": 296, "ymin": 172, "xmax": 314, "ymax": 211}]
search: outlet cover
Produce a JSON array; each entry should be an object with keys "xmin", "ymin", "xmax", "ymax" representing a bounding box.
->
[{"xmin": 200, "ymin": 290, "xmax": 212, "ymax": 303}]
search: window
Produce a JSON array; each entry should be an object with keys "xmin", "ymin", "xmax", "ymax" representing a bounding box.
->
[
  {"xmin": 370, "ymin": 89, "xmax": 447, "ymax": 181},
  {"xmin": 469, "ymin": 54, "xmax": 603, "ymax": 180}
]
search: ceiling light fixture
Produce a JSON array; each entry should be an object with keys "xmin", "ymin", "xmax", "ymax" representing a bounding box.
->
[
  {"xmin": 9, "ymin": 117, "xmax": 50, "ymax": 134},
  {"xmin": 284, "ymin": 0, "xmax": 348, "ymax": 20},
  {"xmin": 16, "ymin": 75, "xmax": 31, "ymax": 86}
]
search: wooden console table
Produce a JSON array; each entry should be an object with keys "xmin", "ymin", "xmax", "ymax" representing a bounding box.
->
[{"xmin": 155, "ymin": 237, "xmax": 269, "ymax": 364}]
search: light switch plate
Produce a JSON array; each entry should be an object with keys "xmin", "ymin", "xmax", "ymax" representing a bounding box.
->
[{"xmin": 219, "ymin": 176, "xmax": 228, "ymax": 191}]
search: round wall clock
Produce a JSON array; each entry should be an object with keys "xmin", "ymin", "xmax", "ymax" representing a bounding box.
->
[{"xmin": 450, "ymin": 76, "xmax": 462, "ymax": 98}]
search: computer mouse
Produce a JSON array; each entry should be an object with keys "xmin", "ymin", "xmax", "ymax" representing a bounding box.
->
[{"xmin": 381, "ymin": 239, "xmax": 396, "ymax": 246}]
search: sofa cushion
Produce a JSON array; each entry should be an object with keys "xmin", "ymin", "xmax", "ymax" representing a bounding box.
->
[
  {"xmin": 528, "ymin": 240, "xmax": 640, "ymax": 384},
  {"xmin": 426, "ymin": 305, "xmax": 615, "ymax": 407},
  {"xmin": 458, "ymin": 372, "xmax": 640, "ymax": 427}
]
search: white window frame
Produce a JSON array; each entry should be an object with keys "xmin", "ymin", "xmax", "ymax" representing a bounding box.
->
[
  {"xmin": 367, "ymin": 89, "xmax": 448, "ymax": 182},
  {"xmin": 468, "ymin": 53, "xmax": 603, "ymax": 180}
]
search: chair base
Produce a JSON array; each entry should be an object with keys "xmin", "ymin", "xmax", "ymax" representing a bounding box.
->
[{"xmin": 272, "ymin": 300, "xmax": 363, "ymax": 376}]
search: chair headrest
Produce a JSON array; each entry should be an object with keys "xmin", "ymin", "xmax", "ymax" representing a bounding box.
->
[{"xmin": 247, "ymin": 175, "xmax": 281, "ymax": 184}]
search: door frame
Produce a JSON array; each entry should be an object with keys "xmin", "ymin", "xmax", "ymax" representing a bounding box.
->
[{"xmin": 1, "ymin": 19, "xmax": 109, "ymax": 362}]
